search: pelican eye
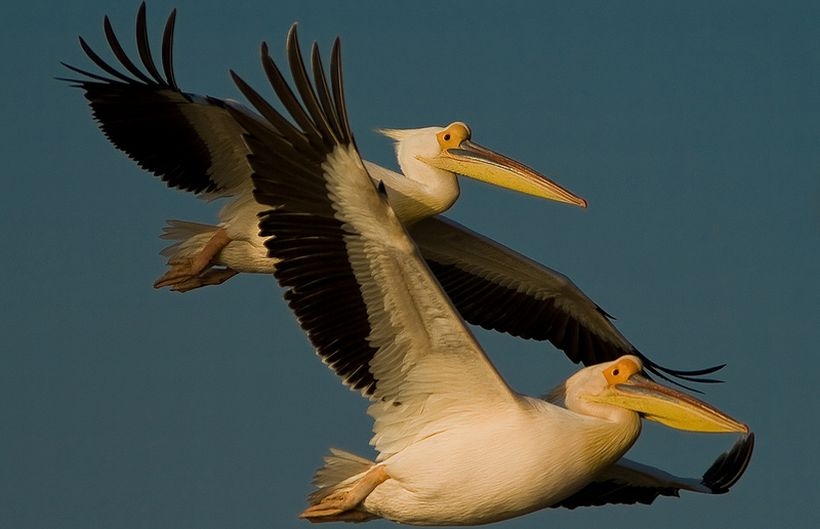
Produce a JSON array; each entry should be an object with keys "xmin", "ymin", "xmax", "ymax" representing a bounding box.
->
[
  {"xmin": 436, "ymin": 122, "xmax": 472, "ymax": 150},
  {"xmin": 604, "ymin": 357, "xmax": 641, "ymax": 385}
]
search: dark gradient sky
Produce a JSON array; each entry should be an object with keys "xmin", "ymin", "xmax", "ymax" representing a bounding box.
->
[{"xmin": 2, "ymin": 1, "xmax": 818, "ymax": 528}]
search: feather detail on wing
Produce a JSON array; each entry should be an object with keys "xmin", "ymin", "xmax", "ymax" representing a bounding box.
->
[
  {"xmin": 409, "ymin": 216, "xmax": 725, "ymax": 389},
  {"xmin": 226, "ymin": 26, "xmax": 515, "ymax": 460},
  {"xmin": 60, "ymin": 2, "xmax": 253, "ymax": 198}
]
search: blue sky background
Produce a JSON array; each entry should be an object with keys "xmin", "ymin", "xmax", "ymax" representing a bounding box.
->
[{"xmin": 2, "ymin": 1, "xmax": 818, "ymax": 528}]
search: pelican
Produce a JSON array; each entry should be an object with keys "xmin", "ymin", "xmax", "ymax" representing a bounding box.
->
[
  {"xmin": 61, "ymin": 4, "xmax": 724, "ymax": 387},
  {"xmin": 224, "ymin": 28, "xmax": 753, "ymax": 524}
]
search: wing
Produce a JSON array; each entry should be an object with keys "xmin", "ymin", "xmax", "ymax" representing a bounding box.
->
[
  {"xmin": 409, "ymin": 215, "xmax": 725, "ymax": 387},
  {"xmin": 63, "ymin": 4, "xmax": 720, "ymax": 390},
  {"xmin": 60, "ymin": 2, "xmax": 253, "ymax": 198},
  {"xmin": 554, "ymin": 432, "xmax": 754, "ymax": 509},
  {"xmin": 227, "ymin": 26, "xmax": 517, "ymax": 460}
]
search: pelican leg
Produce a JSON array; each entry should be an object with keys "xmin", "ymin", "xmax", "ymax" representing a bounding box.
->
[
  {"xmin": 300, "ymin": 465, "xmax": 389, "ymax": 522},
  {"xmin": 153, "ymin": 228, "xmax": 232, "ymax": 290},
  {"xmin": 170, "ymin": 268, "xmax": 239, "ymax": 293}
]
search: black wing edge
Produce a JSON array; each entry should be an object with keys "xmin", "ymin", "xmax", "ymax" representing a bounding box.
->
[
  {"xmin": 226, "ymin": 26, "xmax": 378, "ymax": 397},
  {"xmin": 701, "ymin": 432, "xmax": 755, "ymax": 493},
  {"xmin": 59, "ymin": 2, "xmax": 221, "ymax": 195},
  {"xmin": 426, "ymin": 259, "xmax": 725, "ymax": 392},
  {"xmin": 555, "ymin": 432, "xmax": 755, "ymax": 509}
]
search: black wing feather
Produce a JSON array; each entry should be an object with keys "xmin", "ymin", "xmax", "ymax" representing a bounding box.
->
[
  {"xmin": 419, "ymin": 241, "xmax": 724, "ymax": 389},
  {"xmin": 61, "ymin": 2, "xmax": 232, "ymax": 195},
  {"xmin": 134, "ymin": 3, "xmax": 165, "ymax": 84},
  {"xmin": 228, "ymin": 32, "xmax": 379, "ymax": 396}
]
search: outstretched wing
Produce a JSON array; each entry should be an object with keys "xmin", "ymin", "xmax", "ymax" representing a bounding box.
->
[
  {"xmin": 60, "ymin": 2, "xmax": 253, "ymax": 198},
  {"xmin": 554, "ymin": 433, "xmax": 754, "ymax": 509},
  {"xmin": 228, "ymin": 26, "xmax": 516, "ymax": 460},
  {"xmin": 409, "ymin": 216, "xmax": 724, "ymax": 387}
]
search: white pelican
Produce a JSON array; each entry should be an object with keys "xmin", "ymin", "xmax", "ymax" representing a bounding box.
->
[
  {"xmin": 61, "ymin": 4, "xmax": 724, "ymax": 387},
  {"xmin": 225, "ymin": 29, "xmax": 753, "ymax": 524}
]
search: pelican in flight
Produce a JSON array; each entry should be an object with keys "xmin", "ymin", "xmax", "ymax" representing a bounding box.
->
[
  {"xmin": 61, "ymin": 4, "xmax": 723, "ymax": 387},
  {"xmin": 222, "ymin": 26, "xmax": 753, "ymax": 525}
]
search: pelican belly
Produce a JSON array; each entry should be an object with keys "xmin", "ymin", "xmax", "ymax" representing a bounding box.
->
[{"xmin": 363, "ymin": 398, "xmax": 639, "ymax": 525}]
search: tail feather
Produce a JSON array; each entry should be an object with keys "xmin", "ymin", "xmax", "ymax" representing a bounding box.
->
[
  {"xmin": 308, "ymin": 448, "xmax": 375, "ymax": 504},
  {"xmin": 158, "ymin": 220, "xmax": 221, "ymax": 258}
]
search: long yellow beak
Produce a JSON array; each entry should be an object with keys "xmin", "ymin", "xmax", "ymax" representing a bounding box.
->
[
  {"xmin": 591, "ymin": 373, "xmax": 749, "ymax": 433},
  {"xmin": 422, "ymin": 139, "xmax": 588, "ymax": 208}
]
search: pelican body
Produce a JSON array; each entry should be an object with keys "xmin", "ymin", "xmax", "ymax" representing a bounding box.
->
[
  {"xmin": 222, "ymin": 20, "xmax": 753, "ymax": 525},
  {"xmin": 62, "ymin": 4, "xmax": 725, "ymax": 388},
  {"xmin": 321, "ymin": 357, "xmax": 746, "ymax": 525}
]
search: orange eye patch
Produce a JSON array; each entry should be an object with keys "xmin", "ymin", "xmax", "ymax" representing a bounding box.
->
[
  {"xmin": 603, "ymin": 357, "xmax": 641, "ymax": 385},
  {"xmin": 436, "ymin": 122, "xmax": 471, "ymax": 149}
]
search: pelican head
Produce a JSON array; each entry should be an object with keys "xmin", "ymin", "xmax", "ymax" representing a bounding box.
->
[
  {"xmin": 560, "ymin": 355, "xmax": 749, "ymax": 434},
  {"xmin": 379, "ymin": 122, "xmax": 587, "ymax": 209}
]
